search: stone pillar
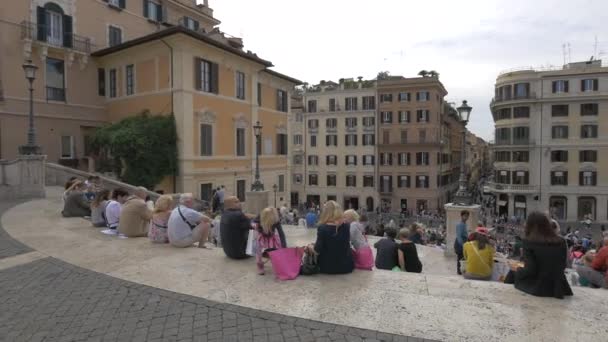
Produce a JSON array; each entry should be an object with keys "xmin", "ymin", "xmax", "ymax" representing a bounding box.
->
[
  {"xmin": 245, "ymin": 190, "xmax": 269, "ymax": 215},
  {"xmin": 444, "ymin": 203, "xmax": 481, "ymax": 256}
]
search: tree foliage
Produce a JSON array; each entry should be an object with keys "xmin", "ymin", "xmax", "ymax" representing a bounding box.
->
[
  {"xmin": 376, "ymin": 71, "xmax": 390, "ymax": 80},
  {"xmin": 89, "ymin": 111, "xmax": 177, "ymax": 189}
]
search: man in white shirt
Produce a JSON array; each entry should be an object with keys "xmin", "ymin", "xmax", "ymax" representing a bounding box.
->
[
  {"xmin": 103, "ymin": 188, "xmax": 130, "ymax": 235},
  {"xmin": 168, "ymin": 193, "xmax": 212, "ymax": 248}
]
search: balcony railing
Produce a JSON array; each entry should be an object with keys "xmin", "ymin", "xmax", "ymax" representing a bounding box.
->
[
  {"xmin": 21, "ymin": 20, "xmax": 94, "ymax": 54},
  {"xmin": 492, "ymin": 92, "xmax": 537, "ymax": 105},
  {"xmin": 363, "ymin": 125, "xmax": 375, "ymax": 132},
  {"xmin": 46, "ymin": 87, "xmax": 66, "ymax": 102},
  {"xmin": 487, "ymin": 182, "xmax": 538, "ymax": 193}
]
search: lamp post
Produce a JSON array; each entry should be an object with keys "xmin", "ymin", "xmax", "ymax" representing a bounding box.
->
[
  {"xmin": 272, "ymin": 183, "xmax": 277, "ymax": 207},
  {"xmin": 251, "ymin": 121, "xmax": 264, "ymax": 191},
  {"xmin": 453, "ymin": 100, "xmax": 473, "ymax": 205},
  {"xmin": 18, "ymin": 59, "xmax": 41, "ymax": 155}
]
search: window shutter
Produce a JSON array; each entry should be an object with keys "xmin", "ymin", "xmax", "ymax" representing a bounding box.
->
[
  {"xmin": 579, "ymin": 172, "xmax": 583, "ymax": 185},
  {"xmin": 354, "ymin": 135, "xmax": 357, "ymax": 146},
  {"xmin": 119, "ymin": 0, "xmax": 126, "ymax": 9},
  {"xmin": 62, "ymin": 15, "xmax": 73, "ymax": 48},
  {"xmin": 593, "ymin": 172, "xmax": 597, "ymax": 185},
  {"xmin": 276, "ymin": 90, "xmax": 281, "ymax": 110},
  {"xmin": 282, "ymin": 92, "xmax": 288, "ymax": 112},
  {"xmin": 594, "ymin": 79, "xmax": 599, "ymax": 91},
  {"xmin": 157, "ymin": 5, "xmax": 164, "ymax": 22},
  {"xmin": 211, "ymin": 63, "xmax": 219, "ymax": 94},
  {"xmin": 388, "ymin": 153, "xmax": 393, "ymax": 165},
  {"xmin": 552, "ymin": 81, "xmax": 556, "ymax": 93},
  {"xmin": 416, "ymin": 92, "xmax": 420, "ymax": 101},
  {"xmin": 161, "ymin": 5, "xmax": 168, "ymax": 23},
  {"xmin": 36, "ymin": 7, "xmax": 47, "ymax": 42},
  {"xmin": 194, "ymin": 58, "xmax": 201, "ymax": 90},
  {"xmin": 581, "ymin": 80, "xmax": 585, "ymax": 91},
  {"xmin": 564, "ymin": 81, "xmax": 569, "ymax": 92},
  {"xmin": 98, "ymin": 68, "xmax": 106, "ymax": 96},
  {"xmin": 143, "ymin": 0, "xmax": 149, "ymax": 17}
]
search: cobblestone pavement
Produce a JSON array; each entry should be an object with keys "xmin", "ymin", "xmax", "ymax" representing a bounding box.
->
[{"xmin": 0, "ymin": 201, "xmax": 436, "ymax": 342}]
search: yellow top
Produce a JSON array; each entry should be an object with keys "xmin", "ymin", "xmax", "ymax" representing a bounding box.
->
[{"xmin": 463, "ymin": 241, "xmax": 495, "ymax": 278}]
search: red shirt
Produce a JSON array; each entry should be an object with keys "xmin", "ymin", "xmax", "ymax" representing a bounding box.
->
[{"xmin": 591, "ymin": 246, "xmax": 608, "ymax": 272}]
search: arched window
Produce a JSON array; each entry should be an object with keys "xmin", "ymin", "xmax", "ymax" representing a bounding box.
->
[
  {"xmin": 37, "ymin": 3, "xmax": 72, "ymax": 48},
  {"xmin": 549, "ymin": 196, "xmax": 567, "ymax": 221}
]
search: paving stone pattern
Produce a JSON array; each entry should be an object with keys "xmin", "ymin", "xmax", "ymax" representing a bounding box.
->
[{"xmin": 0, "ymin": 200, "xmax": 32, "ymax": 259}]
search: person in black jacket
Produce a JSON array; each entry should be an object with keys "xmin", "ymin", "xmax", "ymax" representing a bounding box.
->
[
  {"xmin": 220, "ymin": 196, "xmax": 255, "ymax": 259},
  {"xmin": 506, "ymin": 211, "xmax": 573, "ymax": 299}
]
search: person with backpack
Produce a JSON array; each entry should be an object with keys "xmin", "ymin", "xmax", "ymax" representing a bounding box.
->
[{"xmin": 462, "ymin": 227, "xmax": 495, "ymax": 280}]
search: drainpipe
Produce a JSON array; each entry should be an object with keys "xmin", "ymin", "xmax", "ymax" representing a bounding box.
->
[{"xmin": 160, "ymin": 39, "xmax": 176, "ymax": 193}]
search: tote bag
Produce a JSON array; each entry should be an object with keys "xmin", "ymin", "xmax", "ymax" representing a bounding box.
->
[
  {"xmin": 245, "ymin": 230, "xmax": 257, "ymax": 256},
  {"xmin": 268, "ymin": 247, "xmax": 305, "ymax": 280},
  {"xmin": 352, "ymin": 246, "xmax": 374, "ymax": 270}
]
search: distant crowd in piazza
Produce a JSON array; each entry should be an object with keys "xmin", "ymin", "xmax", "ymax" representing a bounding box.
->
[{"xmin": 60, "ymin": 175, "xmax": 608, "ymax": 298}]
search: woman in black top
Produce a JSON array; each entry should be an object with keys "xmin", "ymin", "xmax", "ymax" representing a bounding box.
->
[
  {"xmin": 306, "ymin": 201, "xmax": 354, "ymax": 274},
  {"xmin": 507, "ymin": 212, "xmax": 572, "ymax": 299},
  {"xmin": 397, "ymin": 228, "xmax": 422, "ymax": 273}
]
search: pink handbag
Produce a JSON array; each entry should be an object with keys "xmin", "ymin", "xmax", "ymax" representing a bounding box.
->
[
  {"xmin": 353, "ymin": 246, "xmax": 374, "ymax": 270},
  {"xmin": 268, "ymin": 247, "xmax": 305, "ymax": 280}
]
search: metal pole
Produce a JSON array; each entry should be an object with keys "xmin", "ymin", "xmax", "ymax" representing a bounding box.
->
[
  {"xmin": 458, "ymin": 125, "xmax": 467, "ymax": 192},
  {"xmin": 274, "ymin": 189, "xmax": 277, "ymax": 207},
  {"xmin": 255, "ymin": 134, "xmax": 260, "ymax": 183},
  {"xmin": 27, "ymin": 80, "xmax": 35, "ymax": 146}
]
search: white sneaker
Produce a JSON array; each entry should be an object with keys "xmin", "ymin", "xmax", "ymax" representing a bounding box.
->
[{"xmin": 101, "ymin": 229, "xmax": 118, "ymax": 236}]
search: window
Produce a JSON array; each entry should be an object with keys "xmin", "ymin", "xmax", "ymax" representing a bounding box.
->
[
  {"xmin": 495, "ymin": 170, "xmax": 510, "ymax": 184},
  {"xmin": 345, "ymin": 155, "xmax": 357, "ymax": 166},
  {"xmin": 345, "ymin": 97, "xmax": 358, "ymax": 111},
  {"xmin": 144, "ymin": 0, "xmax": 162, "ymax": 21},
  {"xmin": 580, "ymin": 150, "xmax": 597, "ymax": 162},
  {"xmin": 513, "ymin": 106, "xmax": 530, "ymax": 118},
  {"xmin": 362, "ymin": 134, "xmax": 375, "ymax": 146},
  {"xmin": 379, "ymin": 175, "xmax": 393, "ymax": 193},
  {"xmin": 182, "ymin": 16, "xmax": 199, "ymax": 31},
  {"xmin": 200, "ymin": 124, "xmax": 212, "ymax": 156},
  {"xmin": 512, "ymin": 151, "xmax": 529, "ymax": 162},
  {"xmin": 108, "ymin": 68, "xmax": 117, "ymax": 98},
  {"xmin": 398, "ymin": 175, "xmax": 410, "ymax": 188},
  {"xmin": 495, "ymin": 151, "xmax": 511, "ymax": 162},
  {"xmin": 293, "ymin": 174, "xmax": 302, "ymax": 184},
  {"xmin": 581, "ymin": 125, "xmax": 598, "ymax": 138},
  {"xmin": 326, "ymin": 155, "xmax": 337, "ymax": 166},
  {"xmin": 380, "ymin": 153, "xmax": 393, "ymax": 166},
  {"xmin": 307, "ymin": 155, "xmax": 319, "ymax": 165},
  {"xmin": 346, "ymin": 175, "xmax": 357, "ymax": 187},
  {"xmin": 551, "ymin": 171, "xmax": 568, "ymax": 186},
  {"xmin": 236, "ymin": 180, "xmax": 246, "ymax": 202},
  {"xmin": 363, "ymin": 117, "xmax": 375, "ymax": 127},
  {"xmin": 308, "ymin": 174, "xmax": 319, "ymax": 185},
  {"xmin": 416, "ymin": 91, "xmax": 430, "ymax": 101},
  {"xmin": 363, "ymin": 176, "xmax": 374, "ymax": 187},
  {"xmin": 46, "ymin": 57, "xmax": 65, "ymax": 101},
  {"xmin": 277, "ymin": 134, "xmax": 287, "ymax": 155},
  {"xmin": 551, "ymin": 150, "xmax": 568, "ymax": 162},
  {"xmin": 380, "ymin": 94, "xmax": 392, "ymax": 103},
  {"xmin": 293, "ymin": 155, "xmax": 302, "ymax": 165},
  {"xmin": 329, "ymin": 98, "xmax": 336, "ymax": 112},
  {"xmin": 514, "ymin": 83, "xmax": 530, "ymax": 99},
  {"xmin": 97, "ymin": 68, "xmax": 105, "ymax": 96},
  {"xmin": 398, "ymin": 153, "xmax": 410, "ymax": 166},
  {"xmin": 308, "ymin": 119, "xmax": 319, "ymax": 129},
  {"xmin": 419, "ymin": 129, "xmax": 426, "ymax": 143},
  {"xmin": 512, "ymin": 126, "xmax": 529, "ymax": 143},
  {"xmin": 512, "ymin": 171, "xmax": 529, "ymax": 185},
  {"xmin": 310, "ymin": 135, "xmax": 317, "ymax": 147},
  {"xmin": 295, "ymin": 113, "xmax": 302, "ymax": 122},
  {"xmin": 381, "ymin": 111, "xmax": 393, "ymax": 124},
  {"xmin": 400, "ymin": 130, "xmax": 408, "ymax": 144},
  {"xmin": 496, "ymin": 108, "xmax": 511, "ymax": 120},
  {"xmin": 293, "ymin": 134, "xmax": 302, "ymax": 145},
  {"xmin": 235, "ymin": 71, "xmax": 245, "ymax": 100},
  {"xmin": 326, "ymin": 118, "xmax": 337, "ymax": 129},
  {"xmin": 345, "ymin": 117, "xmax": 357, "ymax": 128},
  {"xmin": 278, "ymin": 175, "xmax": 285, "ymax": 192},
  {"xmin": 398, "ymin": 111, "xmax": 410, "ymax": 123},
  {"xmin": 551, "ymin": 105, "xmax": 568, "ymax": 117},
  {"xmin": 307, "ymin": 100, "xmax": 317, "ymax": 113},
  {"xmin": 37, "ymin": 4, "xmax": 71, "ymax": 47},
  {"xmin": 125, "ymin": 64, "xmax": 134, "ymax": 96},
  {"xmin": 107, "ymin": 25, "xmax": 123, "ymax": 47},
  {"xmin": 200, "ymin": 183, "xmax": 213, "ymax": 202},
  {"xmin": 382, "ymin": 131, "xmax": 390, "ymax": 144},
  {"xmin": 345, "ymin": 134, "xmax": 357, "ymax": 146},
  {"xmin": 277, "ymin": 90, "xmax": 288, "ymax": 112},
  {"xmin": 60, "ymin": 136, "xmax": 74, "ymax": 159},
  {"xmin": 326, "ymin": 135, "xmax": 338, "ymax": 146},
  {"xmin": 552, "ymin": 80, "xmax": 569, "ymax": 93},
  {"xmin": 417, "ymin": 110, "xmax": 430, "ymax": 123},
  {"xmin": 398, "ymin": 92, "xmax": 410, "ymax": 102},
  {"xmin": 363, "ymin": 155, "xmax": 375, "ymax": 165},
  {"xmin": 416, "ymin": 152, "xmax": 430, "ymax": 165},
  {"xmin": 495, "ymin": 128, "xmax": 510, "ymax": 143},
  {"xmin": 235, "ymin": 128, "xmax": 246, "ymax": 156},
  {"xmin": 552, "ymin": 125, "xmax": 568, "ymax": 139},
  {"xmin": 581, "ymin": 79, "xmax": 598, "ymax": 92},
  {"xmin": 327, "ymin": 174, "xmax": 337, "ymax": 186},
  {"xmin": 195, "ymin": 58, "xmax": 218, "ymax": 93},
  {"xmin": 416, "ymin": 175, "xmax": 429, "ymax": 188},
  {"xmin": 362, "ymin": 96, "xmax": 375, "ymax": 110},
  {"xmin": 580, "ymin": 103, "xmax": 598, "ymax": 116},
  {"xmin": 579, "ymin": 171, "xmax": 597, "ymax": 186}
]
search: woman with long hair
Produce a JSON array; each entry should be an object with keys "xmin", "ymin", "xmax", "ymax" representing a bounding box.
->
[
  {"xmin": 91, "ymin": 189, "xmax": 110, "ymax": 227},
  {"xmin": 506, "ymin": 211, "xmax": 573, "ymax": 298},
  {"xmin": 255, "ymin": 207, "xmax": 283, "ymax": 275},
  {"xmin": 148, "ymin": 195, "xmax": 174, "ymax": 243}
]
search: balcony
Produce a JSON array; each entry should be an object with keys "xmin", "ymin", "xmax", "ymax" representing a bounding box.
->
[
  {"xmin": 363, "ymin": 125, "xmax": 375, "ymax": 132},
  {"xmin": 326, "ymin": 126, "xmax": 337, "ymax": 133},
  {"xmin": 46, "ymin": 87, "xmax": 66, "ymax": 102},
  {"xmin": 345, "ymin": 126, "xmax": 357, "ymax": 133},
  {"xmin": 494, "ymin": 138, "xmax": 535, "ymax": 147},
  {"xmin": 491, "ymin": 92, "xmax": 537, "ymax": 106},
  {"xmin": 21, "ymin": 20, "xmax": 94, "ymax": 54},
  {"xmin": 486, "ymin": 182, "xmax": 538, "ymax": 193}
]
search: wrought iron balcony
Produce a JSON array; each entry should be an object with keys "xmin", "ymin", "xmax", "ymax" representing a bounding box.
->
[{"xmin": 21, "ymin": 20, "xmax": 94, "ymax": 54}]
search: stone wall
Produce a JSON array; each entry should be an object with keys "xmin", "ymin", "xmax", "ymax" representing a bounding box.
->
[{"xmin": 0, "ymin": 155, "xmax": 46, "ymax": 200}]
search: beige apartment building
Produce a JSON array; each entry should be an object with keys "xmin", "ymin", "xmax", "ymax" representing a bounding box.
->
[
  {"xmin": 377, "ymin": 76, "xmax": 463, "ymax": 213},
  {"xmin": 0, "ymin": 0, "xmax": 299, "ymax": 205},
  {"xmin": 489, "ymin": 60, "xmax": 608, "ymax": 223},
  {"xmin": 291, "ymin": 79, "xmax": 378, "ymax": 210}
]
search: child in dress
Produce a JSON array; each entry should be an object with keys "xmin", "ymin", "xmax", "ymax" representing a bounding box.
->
[{"xmin": 256, "ymin": 207, "xmax": 282, "ymax": 275}]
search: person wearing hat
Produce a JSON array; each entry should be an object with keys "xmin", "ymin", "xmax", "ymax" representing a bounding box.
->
[{"xmin": 462, "ymin": 227, "xmax": 495, "ymax": 280}]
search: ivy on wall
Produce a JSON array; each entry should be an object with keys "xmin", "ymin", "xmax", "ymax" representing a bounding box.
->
[{"xmin": 90, "ymin": 111, "xmax": 177, "ymax": 189}]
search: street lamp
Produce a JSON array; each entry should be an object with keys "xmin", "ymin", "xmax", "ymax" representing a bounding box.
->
[
  {"xmin": 272, "ymin": 183, "xmax": 278, "ymax": 207},
  {"xmin": 251, "ymin": 121, "xmax": 264, "ymax": 191},
  {"xmin": 18, "ymin": 59, "xmax": 41, "ymax": 155},
  {"xmin": 453, "ymin": 100, "xmax": 473, "ymax": 205}
]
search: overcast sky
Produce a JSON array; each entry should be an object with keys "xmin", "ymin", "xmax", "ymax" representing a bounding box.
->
[{"xmin": 202, "ymin": 0, "xmax": 608, "ymax": 141}]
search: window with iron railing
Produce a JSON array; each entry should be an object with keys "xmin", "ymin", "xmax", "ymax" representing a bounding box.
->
[{"xmin": 46, "ymin": 57, "xmax": 65, "ymax": 101}]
